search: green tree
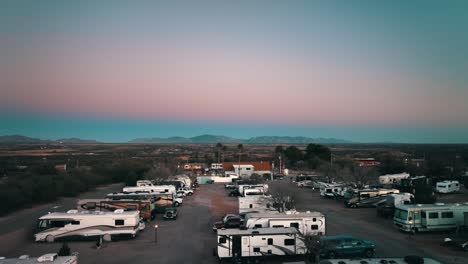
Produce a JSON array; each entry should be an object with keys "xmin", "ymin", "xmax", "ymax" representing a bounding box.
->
[{"xmin": 284, "ymin": 146, "xmax": 303, "ymax": 167}]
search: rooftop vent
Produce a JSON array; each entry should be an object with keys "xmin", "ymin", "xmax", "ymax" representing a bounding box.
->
[
  {"xmin": 67, "ymin": 210, "xmax": 78, "ymax": 214},
  {"xmin": 114, "ymin": 209, "xmax": 125, "ymax": 213},
  {"xmin": 435, "ymin": 203, "xmax": 445, "ymax": 206}
]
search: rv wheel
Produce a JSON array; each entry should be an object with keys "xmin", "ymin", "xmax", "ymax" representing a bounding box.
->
[
  {"xmin": 365, "ymin": 249, "xmax": 374, "ymax": 258},
  {"xmin": 46, "ymin": 235, "xmax": 55, "ymax": 243},
  {"xmin": 350, "ymin": 204, "xmax": 357, "ymax": 208},
  {"xmin": 174, "ymin": 201, "xmax": 180, "ymax": 207},
  {"xmin": 188, "ymin": 192, "xmax": 193, "ymax": 196},
  {"xmin": 327, "ymin": 251, "xmax": 336, "ymax": 259}
]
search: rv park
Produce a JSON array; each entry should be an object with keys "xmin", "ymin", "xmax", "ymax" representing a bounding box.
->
[{"xmin": 1, "ymin": 143, "xmax": 468, "ymax": 263}]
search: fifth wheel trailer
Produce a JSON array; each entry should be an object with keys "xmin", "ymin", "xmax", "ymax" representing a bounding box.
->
[
  {"xmin": 243, "ymin": 211, "xmax": 325, "ymax": 236},
  {"xmin": 77, "ymin": 199, "xmax": 156, "ymax": 221},
  {"xmin": 215, "ymin": 228, "xmax": 306, "ymax": 261}
]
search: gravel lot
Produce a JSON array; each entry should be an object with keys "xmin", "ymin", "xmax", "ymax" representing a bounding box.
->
[{"xmin": 1, "ymin": 181, "xmax": 468, "ymax": 263}]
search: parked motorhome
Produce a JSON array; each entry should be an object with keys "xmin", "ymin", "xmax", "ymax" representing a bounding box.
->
[
  {"xmin": 377, "ymin": 193, "xmax": 413, "ymax": 218},
  {"xmin": 243, "ymin": 189, "xmax": 264, "ymax": 196},
  {"xmin": 35, "ymin": 210, "xmax": 141, "ymax": 242},
  {"xmin": 394, "ymin": 203, "xmax": 468, "ymax": 232},
  {"xmin": 345, "ymin": 188, "xmax": 400, "ymax": 200},
  {"xmin": 123, "ymin": 185, "xmax": 176, "ymax": 194},
  {"xmin": 436, "ymin": 180, "xmax": 460, "ymax": 194},
  {"xmin": 77, "ymin": 199, "xmax": 156, "ymax": 221},
  {"xmin": 379, "ymin": 172, "xmax": 410, "ymax": 185},
  {"xmin": 397, "ymin": 176, "xmax": 436, "ymax": 204},
  {"xmin": 0, "ymin": 253, "xmax": 78, "ymax": 264},
  {"xmin": 319, "ymin": 256, "xmax": 442, "ymax": 264},
  {"xmin": 215, "ymin": 228, "xmax": 306, "ymax": 261},
  {"xmin": 320, "ymin": 184, "xmax": 344, "ymax": 198},
  {"xmin": 238, "ymin": 196, "xmax": 276, "ymax": 214},
  {"xmin": 243, "ymin": 211, "xmax": 325, "ymax": 236}
]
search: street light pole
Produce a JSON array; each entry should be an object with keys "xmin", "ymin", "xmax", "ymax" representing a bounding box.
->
[{"xmin": 154, "ymin": 225, "xmax": 159, "ymax": 244}]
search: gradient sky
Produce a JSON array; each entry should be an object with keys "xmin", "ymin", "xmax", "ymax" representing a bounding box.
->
[{"xmin": 1, "ymin": 0, "xmax": 468, "ymax": 143}]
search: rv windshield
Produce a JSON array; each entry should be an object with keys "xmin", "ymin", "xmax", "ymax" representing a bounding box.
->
[{"xmin": 394, "ymin": 209, "xmax": 408, "ymax": 221}]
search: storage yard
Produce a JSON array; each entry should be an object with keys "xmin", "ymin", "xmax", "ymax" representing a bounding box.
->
[{"xmin": 1, "ymin": 179, "xmax": 468, "ymax": 263}]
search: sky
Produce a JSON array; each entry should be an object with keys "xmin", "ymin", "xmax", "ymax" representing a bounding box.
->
[{"xmin": 1, "ymin": 0, "xmax": 468, "ymax": 143}]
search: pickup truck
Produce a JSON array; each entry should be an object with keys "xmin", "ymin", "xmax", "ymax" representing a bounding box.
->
[{"xmin": 212, "ymin": 215, "xmax": 243, "ymax": 232}]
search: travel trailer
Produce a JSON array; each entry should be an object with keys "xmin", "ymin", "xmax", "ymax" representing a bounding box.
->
[
  {"xmin": 243, "ymin": 189, "xmax": 264, "ymax": 196},
  {"xmin": 436, "ymin": 180, "xmax": 460, "ymax": 194},
  {"xmin": 0, "ymin": 253, "xmax": 78, "ymax": 264},
  {"xmin": 106, "ymin": 192, "xmax": 183, "ymax": 208},
  {"xmin": 379, "ymin": 172, "xmax": 410, "ymax": 185},
  {"xmin": 215, "ymin": 228, "xmax": 306, "ymax": 260},
  {"xmin": 238, "ymin": 196, "xmax": 276, "ymax": 214},
  {"xmin": 320, "ymin": 184, "xmax": 344, "ymax": 198},
  {"xmin": 243, "ymin": 211, "xmax": 325, "ymax": 236},
  {"xmin": 168, "ymin": 175, "xmax": 192, "ymax": 188},
  {"xmin": 123, "ymin": 185, "xmax": 176, "ymax": 194},
  {"xmin": 377, "ymin": 193, "xmax": 414, "ymax": 218},
  {"xmin": 35, "ymin": 209, "xmax": 141, "ymax": 242},
  {"xmin": 319, "ymin": 256, "xmax": 442, "ymax": 264},
  {"xmin": 238, "ymin": 184, "xmax": 269, "ymax": 196},
  {"xmin": 77, "ymin": 199, "xmax": 156, "ymax": 221},
  {"xmin": 394, "ymin": 203, "xmax": 468, "ymax": 232}
]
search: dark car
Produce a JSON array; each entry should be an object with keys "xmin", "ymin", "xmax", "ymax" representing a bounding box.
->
[
  {"xmin": 320, "ymin": 235, "xmax": 376, "ymax": 259},
  {"xmin": 163, "ymin": 207, "xmax": 178, "ymax": 220},
  {"xmin": 212, "ymin": 215, "xmax": 242, "ymax": 231},
  {"xmin": 228, "ymin": 190, "xmax": 241, "ymax": 197}
]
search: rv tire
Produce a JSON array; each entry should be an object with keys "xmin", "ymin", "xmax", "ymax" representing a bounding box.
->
[
  {"xmin": 365, "ymin": 249, "xmax": 374, "ymax": 258},
  {"xmin": 174, "ymin": 201, "xmax": 180, "ymax": 207},
  {"xmin": 327, "ymin": 251, "xmax": 336, "ymax": 259},
  {"xmin": 188, "ymin": 192, "xmax": 193, "ymax": 196},
  {"xmin": 46, "ymin": 235, "xmax": 55, "ymax": 243}
]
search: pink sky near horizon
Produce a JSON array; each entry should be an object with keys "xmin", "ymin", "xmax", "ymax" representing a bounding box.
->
[{"xmin": 2, "ymin": 35, "xmax": 467, "ymax": 127}]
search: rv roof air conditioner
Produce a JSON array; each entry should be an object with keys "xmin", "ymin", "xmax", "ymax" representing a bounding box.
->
[
  {"xmin": 114, "ymin": 209, "xmax": 125, "ymax": 213},
  {"xmin": 67, "ymin": 210, "xmax": 78, "ymax": 214},
  {"xmin": 37, "ymin": 253, "xmax": 58, "ymax": 262},
  {"xmin": 435, "ymin": 203, "xmax": 445, "ymax": 206}
]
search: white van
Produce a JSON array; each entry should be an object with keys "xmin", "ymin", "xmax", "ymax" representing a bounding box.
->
[{"xmin": 436, "ymin": 180, "xmax": 460, "ymax": 194}]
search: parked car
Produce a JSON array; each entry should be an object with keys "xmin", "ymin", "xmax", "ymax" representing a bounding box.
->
[
  {"xmin": 212, "ymin": 215, "xmax": 242, "ymax": 231},
  {"xmin": 163, "ymin": 207, "xmax": 178, "ymax": 220},
  {"xmin": 224, "ymin": 183, "xmax": 237, "ymax": 189},
  {"xmin": 297, "ymin": 180, "xmax": 313, "ymax": 187},
  {"xmin": 320, "ymin": 235, "xmax": 376, "ymax": 259},
  {"xmin": 178, "ymin": 187, "xmax": 194, "ymax": 196},
  {"xmin": 228, "ymin": 190, "xmax": 241, "ymax": 197}
]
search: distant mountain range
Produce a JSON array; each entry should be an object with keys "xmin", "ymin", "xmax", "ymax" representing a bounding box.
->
[
  {"xmin": 0, "ymin": 135, "xmax": 100, "ymax": 144},
  {"xmin": 0, "ymin": 134, "xmax": 352, "ymax": 144},
  {"xmin": 129, "ymin": 135, "xmax": 352, "ymax": 144}
]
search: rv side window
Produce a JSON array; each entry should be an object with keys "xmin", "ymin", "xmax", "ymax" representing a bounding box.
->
[
  {"xmin": 253, "ymin": 247, "xmax": 260, "ymax": 252},
  {"xmin": 249, "ymin": 204, "xmax": 253, "ymax": 208},
  {"xmin": 219, "ymin": 237, "xmax": 227, "ymax": 244},
  {"xmin": 311, "ymin": 225, "xmax": 318, "ymax": 230},
  {"xmin": 267, "ymin": 238, "xmax": 273, "ymax": 245},
  {"xmin": 290, "ymin": 223, "xmax": 299, "ymax": 229},
  {"xmin": 442, "ymin": 212, "xmax": 454, "ymax": 218},
  {"xmin": 50, "ymin": 220, "xmax": 67, "ymax": 228},
  {"xmin": 266, "ymin": 203, "xmax": 271, "ymax": 208},
  {"xmin": 71, "ymin": 221, "xmax": 80, "ymax": 225},
  {"xmin": 284, "ymin": 239, "xmax": 295, "ymax": 246},
  {"xmin": 421, "ymin": 211, "xmax": 426, "ymax": 218},
  {"xmin": 429, "ymin": 212, "xmax": 438, "ymax": 219},
  {"xmin": 272, "ymin": 225, "xmax": 284, "ymax": 228},
  {"xmin": 313, "ymin": 218, "xmax": 316, "ymax": 222},
  {"xmin": 115, "ymin": 219, "xmax": 125, "ymax": 225},
  {"xmin": 255, "ymin": 224, "xmax": 262, "ymax": 228}
]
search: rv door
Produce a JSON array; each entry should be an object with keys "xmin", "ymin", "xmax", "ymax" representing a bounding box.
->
[{"xmin": 232, "ymin": 235, "xmax": 243, "ymax": 257}]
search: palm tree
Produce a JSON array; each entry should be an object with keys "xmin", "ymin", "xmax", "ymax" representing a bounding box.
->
[{"xmin": 237, "ymin": 144, "xmax": 244, "ymax": 176}]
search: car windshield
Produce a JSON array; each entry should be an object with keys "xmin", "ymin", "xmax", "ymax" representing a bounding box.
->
[{"xmin": 394, "ymin": 209, "xmax": 408, "ymax": 221}]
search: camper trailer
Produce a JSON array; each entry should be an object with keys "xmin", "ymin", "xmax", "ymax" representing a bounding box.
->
[
  {"xmin": 345, "ymin": 189, "xmax": 400, "ymax": 208},
  {"xmin": 436, "ymin": 180, "xmax": 460, "ymax": 194},
  {"xmin": 106, "ymin": 192, "xmax": 183, "ymax": 208},
  {"xmin": 168, "ymin": 175, "xmax": 192, "ymax": 188},
  {"xmin": 215, "ymin": 228, "xmax": 306, "ymax": 261},
  {"xmin": 238, "ymin": 196, "xmax": 276, "ymax": 214},
  {"xmin": 243, "ymin": 211, "xmax": 325, "ymax": 236},
  {"xmin": 35, "ymin": 210, "xmax": 141, "ymax": 242},
  {"xmin": 123, "ymin": 185, "xmax": 176, "ymax": 194},
  {"xmin": 237, "ymin": 184, "xmax": 269, "ymax": 196},
  {"xmin": 0, "ymin": 253, "xmax": 78, "ymax": 264},
  {"xmin": 320, "ymin": 184, "xmax": 345, "ymax": 198},
  {"xmin": 394, "ymin": 203, "xmax": 468, "ymax": 232},
  {"xmin": 379, "ymin": 173, "xmax": 410, "ymax": 185},
  {"xmin": 77, "ymin": 199, "xmax": 156, "ymax": 221}
]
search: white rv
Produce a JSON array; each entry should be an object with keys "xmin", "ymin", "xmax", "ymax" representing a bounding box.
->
[
  {"xmin": 136, "ymin": 180, "xmax": 154, "ymax": 186},
  {"xmin": 244, "ymin": 211, "xmax": 325, "ymax": 236},
  {"xmin": 123, "ymin": 185, "xmax": 176, "ymax": 194},
  {"xmin": 35, "ymin": 209, "xmax": 141, "ymax": 242},
  {"xmin": 320, "ymin": 184, "xmax": 344, "ymax": 198},
  {"xmin": 0, "ymin": 253, "xmax": 78, "ymax": 264},
  {"xmin": 216, "ymin": 228, "xmax": 306, "ymax": 260},
  {"xmin": 436, "ymin": 180, "xmax": 460, "ymax": 194},
  {"xmin": 106, "ymin": 191, "xmax": 183, "ymax": 207},
  {"xmin": 394, "ymin": 203, "xmax": 468, "ymax": 232},
  {"xmin": 168, "ymin": 175, "xmax": 192, "ymax": 188},
  {"xmin": 238, "ymin": 196, "xmax": 276, "ymax": 214},
  {"xmin": 379, "ymin": 173, "xmax": 410, "ymax": 185},
  {"xmin": 238, "ymin": 184, "xmax": 269, "ymax": 196}
]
